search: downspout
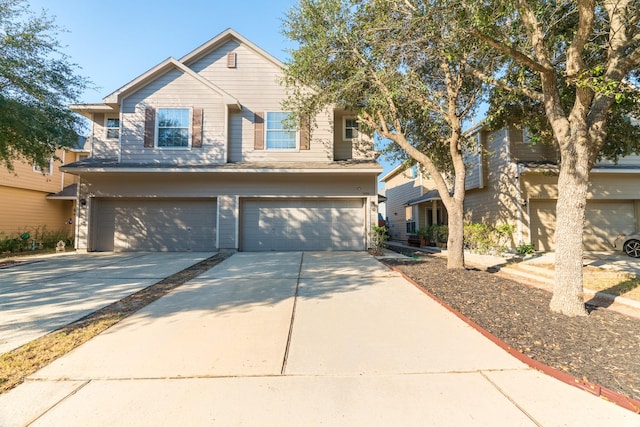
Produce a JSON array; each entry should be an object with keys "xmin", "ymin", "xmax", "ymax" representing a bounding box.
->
[{"xmin": 515, "ymin": 163, "xmax": 525, "ymax": 245}]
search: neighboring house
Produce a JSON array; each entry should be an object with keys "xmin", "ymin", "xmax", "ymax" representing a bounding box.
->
[
  {"xmin": 381, "ymin": 123, "xmax": 640, "ymax": 251},
  {"xmin": 0, "ymin": 139, "xmax": 89, "ymax": 240},
  {"xmin": 381, "ymin": 164, "xmax": 448, "ymax": 242},
  {"xmin": 64, "ymin": 29, "xmax": 381, "ymax": 252}
]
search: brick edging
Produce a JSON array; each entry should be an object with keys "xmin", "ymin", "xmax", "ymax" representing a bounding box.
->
[{"xmin": 386, "ymin": 264, "xmax": 640, "ymax": 414}]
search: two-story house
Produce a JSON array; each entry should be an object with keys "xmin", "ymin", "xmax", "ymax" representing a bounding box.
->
[
  {"xmin": 0, "ymin": 140, "xmax": 89, "ymax": 242},
  {"xmin": 63, "ymin": 29, "xmax": 381, "ymax": 252},
  {"xmin": 380, "ymin": 164, "xmax": 448, "ymax": 242},
  {"xmin": 381, "ymin": 123, "xmax": 640, "ymax": 251}
]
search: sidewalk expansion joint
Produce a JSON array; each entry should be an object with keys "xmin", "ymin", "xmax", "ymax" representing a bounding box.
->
[
  {"xmin": 280, "ymin": 252, "xmax": 304, "ymax": 375},
  {"xmin": 480, "ymin": 371, "xmax": 544, "ymax": 427}
]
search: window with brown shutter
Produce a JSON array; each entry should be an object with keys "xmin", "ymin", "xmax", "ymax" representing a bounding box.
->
[
  {"xmin": 144, "ymin": 108, "xmax": 155, "ymax": 148},
  {"xmin": 254, "ymin": 112, "xmax": 264, "ymax": 150},
  {"xmin": 192, "ymin": 107, "xmax": 203, "ymax": 148}
]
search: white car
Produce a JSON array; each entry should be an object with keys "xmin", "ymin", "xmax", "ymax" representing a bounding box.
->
[{"xmin": 613, "ymin": 232, "xmax": 640, "ymax": 258}]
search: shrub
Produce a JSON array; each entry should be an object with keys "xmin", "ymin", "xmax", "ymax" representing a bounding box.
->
[
  {"xmin": 464, "ymin": 222, "xmax": 514, "ymax": 254},
  {"xmin": 516, "ymin": 243, "xmax": 536, "ymax": 255},
  {"xmin": 0, "ymin": 226, "xmax": 73, "ymax": 254},
  {"xmin": 371, "ymin": 225, "xmax": 389, "ymax": 250}
]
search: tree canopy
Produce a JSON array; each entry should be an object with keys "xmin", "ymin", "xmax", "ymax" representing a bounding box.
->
[
  {"xmin": 283, "ymin": 0, "xmax": 499, "ymax": 268},
  {"xmin": 0, "ymin": 0, "xmax": 88, "ymax": 170}
]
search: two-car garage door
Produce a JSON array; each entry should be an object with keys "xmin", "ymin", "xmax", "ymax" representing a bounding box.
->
[
  {"xmin": 91, "ymin": 197, "xmax": 366, "ymax": 252},
  {"xmin": 530, "ymin": 200, "xmax": 636, "ymax": 251},
  {"xmin": 91, "ymin": 198, "xmax": 217, "ymax": 252},
  {"xmin": 241, "ymin": 199, "xmax": 365, "ymax": 251}
]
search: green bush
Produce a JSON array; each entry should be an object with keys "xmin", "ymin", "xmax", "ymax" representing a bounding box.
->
[
  {"xmin": 464, "ymin": 222, "xmax": 514, "ymax": 254},
  {"xmin": 516, "ymin": 243, "xmax": 536, "ymax": 255},
  {"xmin": 371, "ymin": 225, "xmax": 389, "ymax": 250},
  {"xmin": 0, "ymin": 226, "xmax": 73, "ymax": 254}
]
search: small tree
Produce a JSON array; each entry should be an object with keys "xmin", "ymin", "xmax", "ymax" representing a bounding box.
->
[{"xmin": 0, "ymin": 0, "xmax": 89, "ymax": 170}]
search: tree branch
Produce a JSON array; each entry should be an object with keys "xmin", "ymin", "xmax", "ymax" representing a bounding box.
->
[{"xmin": 469, "ymin": 29, "xmax": 551, "ymax": 74}]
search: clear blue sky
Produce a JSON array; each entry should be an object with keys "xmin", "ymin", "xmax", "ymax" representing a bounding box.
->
[{"xmin": 27, "ymin": 0, "xmax": 397, "ymax": 183}]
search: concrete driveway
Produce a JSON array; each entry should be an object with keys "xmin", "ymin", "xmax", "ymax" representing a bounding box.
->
[
  {"xmin": 1, "ymin": 252, "xmax": 638, "ymax": 426},
  {"xmin": 0, "ymin": 252, "xmax": 213, "ymax": 354}
]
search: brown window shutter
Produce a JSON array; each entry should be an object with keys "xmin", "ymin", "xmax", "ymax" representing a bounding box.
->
[
  {"xmin": 192, "ymin": 108, "xmax": 203, "ymax": 148},
  {"xmin": 144, "ymin": 108, "xmax": 155, "ymax": 148},
  {"xmin": 227, "ymin": 52, "xmax": 237, "ymax": 68},
  {"xmin": 254, "ymin": 112, "xmax": 264, "ymax": 150},
  {"xmin": 300, "ymin": 115, "xmax": 310, "ymax": 150}
]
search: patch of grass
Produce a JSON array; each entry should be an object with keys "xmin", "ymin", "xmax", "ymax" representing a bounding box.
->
[
  {"xmin": 0, "ymin": 252, "xmax": 229, "ymax": 394},
  {"xmin": 586, "ymin": 276, "xmax": 640, "ymax": 300}
]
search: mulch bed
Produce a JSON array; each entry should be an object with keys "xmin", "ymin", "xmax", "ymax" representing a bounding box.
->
[{"xmin": 382, "ymin": 254, "xmax": 640, "ymax": 405}]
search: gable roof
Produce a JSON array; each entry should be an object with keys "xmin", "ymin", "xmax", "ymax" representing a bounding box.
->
[
  {"xmin": 180, "ymin": 28, "xmax": 284, "ymax": 70},
  {"xmin": 102, "ymin": 57, "xmax": 240, "ymax": 109}
]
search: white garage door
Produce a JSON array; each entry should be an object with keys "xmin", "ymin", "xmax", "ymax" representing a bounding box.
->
[
  {"xmin": 92, "ymin": 198, "xmax": 217, "ymax": 252},
  {"xmin": 241, "ymin": 199, "xmax": 365, "ymax": 251},
  {"xmin": 529, "ymin": 200, "xmax": 635, "ymax": 251}
]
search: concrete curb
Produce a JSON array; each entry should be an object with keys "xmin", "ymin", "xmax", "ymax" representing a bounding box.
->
[{"xmin": 384, "ymin": 263, "xmax": 640, "ymax": 414}]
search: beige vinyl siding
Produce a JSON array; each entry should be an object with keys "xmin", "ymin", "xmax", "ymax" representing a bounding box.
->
[
  {"xmin": 91, "ymin": 113, "xmax": 119, "ymax": 159},
  {"xmin": 523, "ymin": 173, "xmax": 640, "ymax": 200},
  {"xmin": 464, "ymin": 128, "xmax": 521, "ymax": 241},
  {"xmin": 383, "ymin": 170, "xmax": 423, "ymax": 240},
  {"xmin": 508, "ymin": 125, "xmax": 558, "ymax": 162},
  {"xmin": 0, "ymin": 155, "xmax": 66, "ymax": 194},
  {"xmin": 0, "ymin": 186, "xmax": 73, "ymax": 236},
  {"xmin": 333, "ymin": 113, "xmax": 352, "ymax": 160},
  {"xmin": 464, "ymin": 132, "xmax": 484, "ymax": 190},
  {"xmin": 120, "ymin": 68, "xmax": 226, "ymax": 164},
  {"xmin": 217, "ymin": 195, "xmax": 237, "ymax": 249},
  {"xmin": 188, "ymin": 41, "xmax": 336, "ymax": 163}
]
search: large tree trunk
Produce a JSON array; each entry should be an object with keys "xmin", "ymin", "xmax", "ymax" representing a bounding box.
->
[
  {"xmin": 549, "ymin": 144, "xmax": 590, "ymax": 316},
  {"xmin": 446, "ymin": 199, "xmax": 465, "ymax": 269}
]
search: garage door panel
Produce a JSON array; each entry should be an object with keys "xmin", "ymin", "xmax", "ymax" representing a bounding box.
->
[
  {"xmin": 529, "ymin": 200, "xmax": 634, "ymax": 251},
  {"xmin": 93, "ymin": 199, "xmax": 216, "ymax": 252},
  {"xmin": 242, "ymin": 199, "xmax": 365, "ymax": 251}
]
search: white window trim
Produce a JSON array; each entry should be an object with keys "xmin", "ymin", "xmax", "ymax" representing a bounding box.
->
[
  {"xmin": 33, "ymin": 157, "xmax": 53, "ymax": 175},
  {"xmin": 343, "ymin": 116, "xmax": 359, "ymax": 141},
  {"xmin": 522, "ymin": 127, "xmax": 532, "ymax": 144},
  {"xmin": 155, "ymin": 107, "xmax": 192, "ymax": 150},
  {"xmin": 265, "ymin": 111, "xmax": 299, "ymax": 151},
  {"xmin": 105, "ymin": 116, "xmax": 120, "ymax": 140}
]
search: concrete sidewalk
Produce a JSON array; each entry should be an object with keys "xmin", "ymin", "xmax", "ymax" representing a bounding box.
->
[{"xmin": 1, "ymin": 252, "xmax": 638, "ymax": 426}]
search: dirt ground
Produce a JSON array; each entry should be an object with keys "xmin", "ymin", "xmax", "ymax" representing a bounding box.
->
[{"xmin": 383, "ymin": 254, "xmax": 640, "ymax": 404}]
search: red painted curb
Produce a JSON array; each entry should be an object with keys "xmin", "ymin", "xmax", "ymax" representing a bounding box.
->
[{"xmin": 386, "ymin": 264, "xmax": 640, "ymax": 414}]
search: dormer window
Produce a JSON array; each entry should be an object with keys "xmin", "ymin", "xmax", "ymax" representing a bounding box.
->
[{"xmin": 106, "ymin": 117, "xmax": 120, "ymax": 139}]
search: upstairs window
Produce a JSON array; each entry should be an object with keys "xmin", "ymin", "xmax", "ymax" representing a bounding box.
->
[
  {"xmin": 266, "ymin": 112, "xmax": 296, "ymax": 150},
  {"xmin": 106, "ymin": 117, "xmax": 120, "ymax": 139},
  {"xmin": 409, "ymin": 165, "xmax": 418, "ymax": 179},
  {"xmin": 344, "ymin": 117, "xmax": 359, "ymax": 140},
  {"xmin": 33, "ymin": 158, "xmax": 53, "ymax": 175},
  {"xmin": 157, "ymin": 108, "xmax": 191, "ymax": 148}
]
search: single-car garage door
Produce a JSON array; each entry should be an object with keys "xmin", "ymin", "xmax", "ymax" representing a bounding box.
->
[
  {"xmin": 530, "ymin": 199, "xmax": 635, "ymax": 251},
  {"xmin": 92, "ymin": 198, "xmax": 217, "ymax": 252},
  {"xmin": 241, "ymin": 199, "xmax": 365, "ymax": 251}
]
